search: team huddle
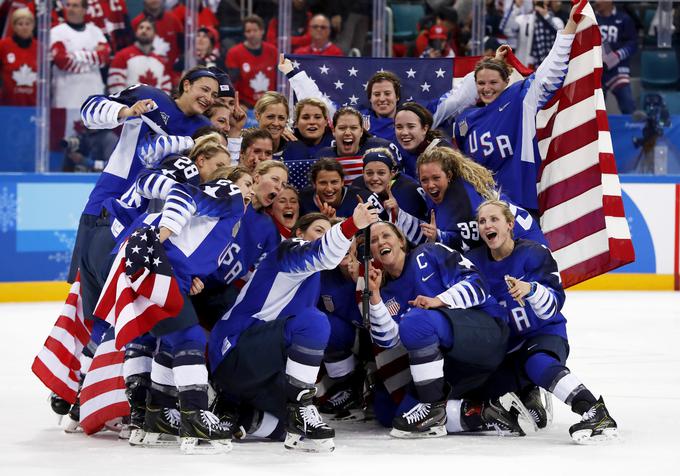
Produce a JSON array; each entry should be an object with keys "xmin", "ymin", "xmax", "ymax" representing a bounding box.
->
[{"xmin": 40, "ymin": 1, "xmax": 619, "ymax": 455}]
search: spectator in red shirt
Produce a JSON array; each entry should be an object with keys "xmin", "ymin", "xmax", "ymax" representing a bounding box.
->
[
  {"xmin": 225, "ymin": 15, "xmax": 278, "ymax": 108},
  {"xmin": 0, "ymin": 7, "xmax": 37, "ymax": 105},
  {"xmin": 293, "ymin": 14, "xmax": 343, "ymax": 56},
  {"xmin": 132, "ymin": 0, "xmax": 183, "ymax": 78},
  {"xmin": 107, "ymin": 17, "xmax": 171, "ymax": 94}
]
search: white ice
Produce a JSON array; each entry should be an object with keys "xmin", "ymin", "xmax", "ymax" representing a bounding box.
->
[{"xmin": 1, "ymin": 291, "xmax": 678, "ymax": 475}]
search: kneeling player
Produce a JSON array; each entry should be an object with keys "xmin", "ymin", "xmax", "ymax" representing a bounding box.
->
[
  {"xmin": 467, "ymin": 198, "xmax": 619, "ymax": 444},
  {"xmin": 208, "ymin": 203, "xmax": 379, "ymax": 452}
]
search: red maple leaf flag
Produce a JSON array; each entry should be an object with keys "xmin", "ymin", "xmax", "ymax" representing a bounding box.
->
[
  {"xmin": 32, "ymin": 272, "xmax": 93, "ymax": 403},
  {"xmin": 534, "ymin": 0, "xmax": 634, "ymax": 287}
]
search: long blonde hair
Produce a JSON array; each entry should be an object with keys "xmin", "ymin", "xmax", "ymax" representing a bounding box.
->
[{"xmin": 416, "ymin": 147, "xmax": 496, "ymax": 199}]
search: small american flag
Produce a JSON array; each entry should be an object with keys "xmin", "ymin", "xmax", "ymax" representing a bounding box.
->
[
  {"xmin": 534, "ymin": 0, "xmax": 635, "ymax": 287},
  {"xmin": 94, "ymin": 227, "xmax": 183, "ymax": 350},
  {"xmin": 32, "ymin": 272, "xmax": 93, "ymax": 403},
  {"xmin": 79, "ymin": 328, "xmax": 129, "ymax": 435}
]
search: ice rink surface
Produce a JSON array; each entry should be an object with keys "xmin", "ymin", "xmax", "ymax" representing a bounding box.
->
[{"xmin": 1, "ymin": 291, "xmax": 678, "ymax": 476}]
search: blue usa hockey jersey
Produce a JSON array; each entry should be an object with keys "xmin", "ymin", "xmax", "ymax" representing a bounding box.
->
[
  {"xmin": 369, "ymin": 242, "xmax": 506, "ymax": 348},
  {"xmin": 80, "ymin": 84, "xmax": 211, "ymax": 216},
  {"xmin": 209, "ymin": 220, "xmax": 357, "ymax": 371},
  {"xmin": 452, "ymin": 33, "xmax": 573, "ymax": 211},
  {"xmin": 467, "ymin": 239, "xmax": 567, "ymax": 350}
]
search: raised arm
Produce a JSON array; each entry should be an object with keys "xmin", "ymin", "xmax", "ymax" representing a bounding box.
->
[{"xmin": 278, "ymin": 54, "xmax": 338, "ymax": 119}]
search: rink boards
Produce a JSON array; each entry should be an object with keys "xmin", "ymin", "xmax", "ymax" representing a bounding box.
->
[{"xmin": 0, "ymin": 173, "xmax": 677, "ymax": 301}]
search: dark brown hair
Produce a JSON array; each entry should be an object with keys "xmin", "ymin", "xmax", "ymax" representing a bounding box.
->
[
  {"xmin": 474, "ymin": 57, "xmax": 511, "ymax": 83},
  {"xmin": 366, "ymin": 71, "xmax": 401, "ymax": 102},
  {"xmin": 310, "ymin": 157, "xmax": 345, "ymax": 184},
  {"xmin": 291, "ymin": 213, "xmax": 331, "ymax": 236}
]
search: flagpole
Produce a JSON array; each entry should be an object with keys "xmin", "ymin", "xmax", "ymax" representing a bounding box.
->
[
  {"xmin": 470, "ymin": 0, "xmax": 486, "ymax": 56},
  {"xmin": 277, "ymin": 0, "xmax": 292, "ymax": 97},
  {"xmin": 35, "ymin": 0, "xmax": 51, "ymax": 173},
  {"xmin": 372, "ymin": 0, "xmax": 386, "ymax": 57}
]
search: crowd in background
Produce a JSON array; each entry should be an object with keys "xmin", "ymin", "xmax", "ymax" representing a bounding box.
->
[{"xmin": 0, "ymin": 0, "xmax": 679, "ymax": 171}]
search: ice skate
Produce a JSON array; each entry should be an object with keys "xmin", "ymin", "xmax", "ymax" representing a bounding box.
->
[
  {"xmin": 179, "ymin": 409, "xmax": 233, "ymax": 455},
  {"xmin": 481, "ymin": 394, "xmax": 528, "ymax": 436},
  {"xmin": 569, "ymin": 397, "xmax": 619, "ymax": 444},
  {"xmin": 520, "ymin": 386, "xmax": 552, "ymax": 430},
  {"xmin": 142, "ymin": 406, "xmax": 181, "ymax": 447},
  {"xmin": 63, "ymin": 398, "xmax": 81, "ymax": 433},
  {"xmin": 390, "ymin": 400, "xmax": 447, "ymax": 439},
  {"xmin": 127, "ymin": 403, "xmax": 146, "ymax": 446},
  {"xmin": 319, "ymin": 383, "xmax": 363, "ymax": 421},
  {"xmin": 285, "ymin": 388, "xmax": 335, "ymax": 452}
]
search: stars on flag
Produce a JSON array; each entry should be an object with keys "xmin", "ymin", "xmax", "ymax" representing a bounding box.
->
[{"xmin": 287, "ymin": 55, "xmax": 453, "ymax": 112}]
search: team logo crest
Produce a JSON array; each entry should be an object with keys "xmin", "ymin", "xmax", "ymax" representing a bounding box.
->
[
  {"xmin": 232, "ymin": 220, "xmax": 241, "ymax": 238},
  {"xmin": 160, "ymin": 112, "xmax": 169, "ymax": 125},
  {"xmin": 322, "ymin": 295, "xmax": 335, "ymax": 313},
  {"xmin": 385, "ymin": 297, "xmax": 401, "ymax": 317},
  {"xmin": 458, "ymin": 119, "xmax": 468, "ymax": 136},
  {"xmin": 363, "ymin": 114, "xmax": 371, "ymax": 131}
]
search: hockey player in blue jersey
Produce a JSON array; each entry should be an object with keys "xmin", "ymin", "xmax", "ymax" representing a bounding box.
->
[
  {"xmin": 313, "ymin": 107, "xmax": 402, "ymax": 185},
  {"xmin": 394, "ymin": 102, "xmax": 453, "ymax": 179},
  {"xmin": 188, "ymin": 160, "xmax": 287, "ymax": 331},
  {"xmin": 352, "ymin": 148, "xmax": 429, "ymax": 224},
  {"xmin": 267, "ymin": 184, "xmax": 300, "ymax": 239},
  {"xmin": 68, "ymin": 66, "xmax": 220, "ymax": 283},
  {"xmin": 594, "ymin": 0, "xmax": 638, "ymax": 114},
  {"xmin": 281, "ymin": 98, "xmax": 335, "ymax": 190},
  {"xmin": 254, "ymin": 92, "xmax": 291, "ymax": 158},
  {"xmin": 114, "ymin": 167, "xmax": 249, "ymax": 454},
  {"xmin": 60, "ymin": 133, "xmax": 229, "ymax": 432},
  {"xmin": 444, "ymin": 3, "xmax": 582, "ymax": 213},
  {"xmin": 209, "ymin": 202, "xmax": 380, "ymax": 452},
  {"xmin": 317, "ymin": 239, "xmax": 365, "ymax": 420},
  {"xmin": 394, "ymin": 147, "xmax": 545, "ymax": 251},
  {"xmin": 299, "ymin": 158, "xmax": 368, "ymax": 218},
  {"xmin": 365, "ymin": 221, "xmax": 511, "ymax": 438},
  {"xmin": 467, "ymin": 198, "xmax": 618, "ymax": 444}
]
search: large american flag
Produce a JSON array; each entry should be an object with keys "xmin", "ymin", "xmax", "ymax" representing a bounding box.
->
[
  {"xmin": 534, "ymin": 0, "xmax": 634, "ymax": 287},
  {"xmin": 287, "ymin": 55, "xmax": 455, "ymax": 111},
  {"xmin": 32, "ymin": 272, "xmax": 93, "ymax": 404},
  {"xmin": 79, "ymin": 328, "xmax": 128, "ymax": 435},
  {"xmin": 94, "ymin": 226, "xmax": 183, "ymax": 350}
]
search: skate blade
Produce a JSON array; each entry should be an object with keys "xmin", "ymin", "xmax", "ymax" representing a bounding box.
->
[
  {"xmin": 571, "ymin": 427, "xmax": 620, "ymax": 445},
  {"xmin": 143, "ymin": 432, "xmax": 180, "ymax": 447},
  {"xmin": 118, "ymin": 425, "xmax": 131, "ymax": 440},
  {"xmin": 284, "ymin": 433, "xmax": 335, "ymax": 452},
  {"xmin": 389, "ymin": 425, "xmax": 447, "ymax": 439},
  {"xmin": 499, "ymin": 392, "xmax": 535, "ymax": 435},
  {"xmin": 541, "ymin": 388, "xmax": 554, "ymax": 429},
  {"xmin": 63, "ymin": 418, "xmax": 82, "ymax": 433},
  {"xmin": 180, "ymin": 437, "xmax": 232, "ymax": 455},
  {"xmin": 128, "ymin": 428, "xmax": 146, "ymax": 446}
]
